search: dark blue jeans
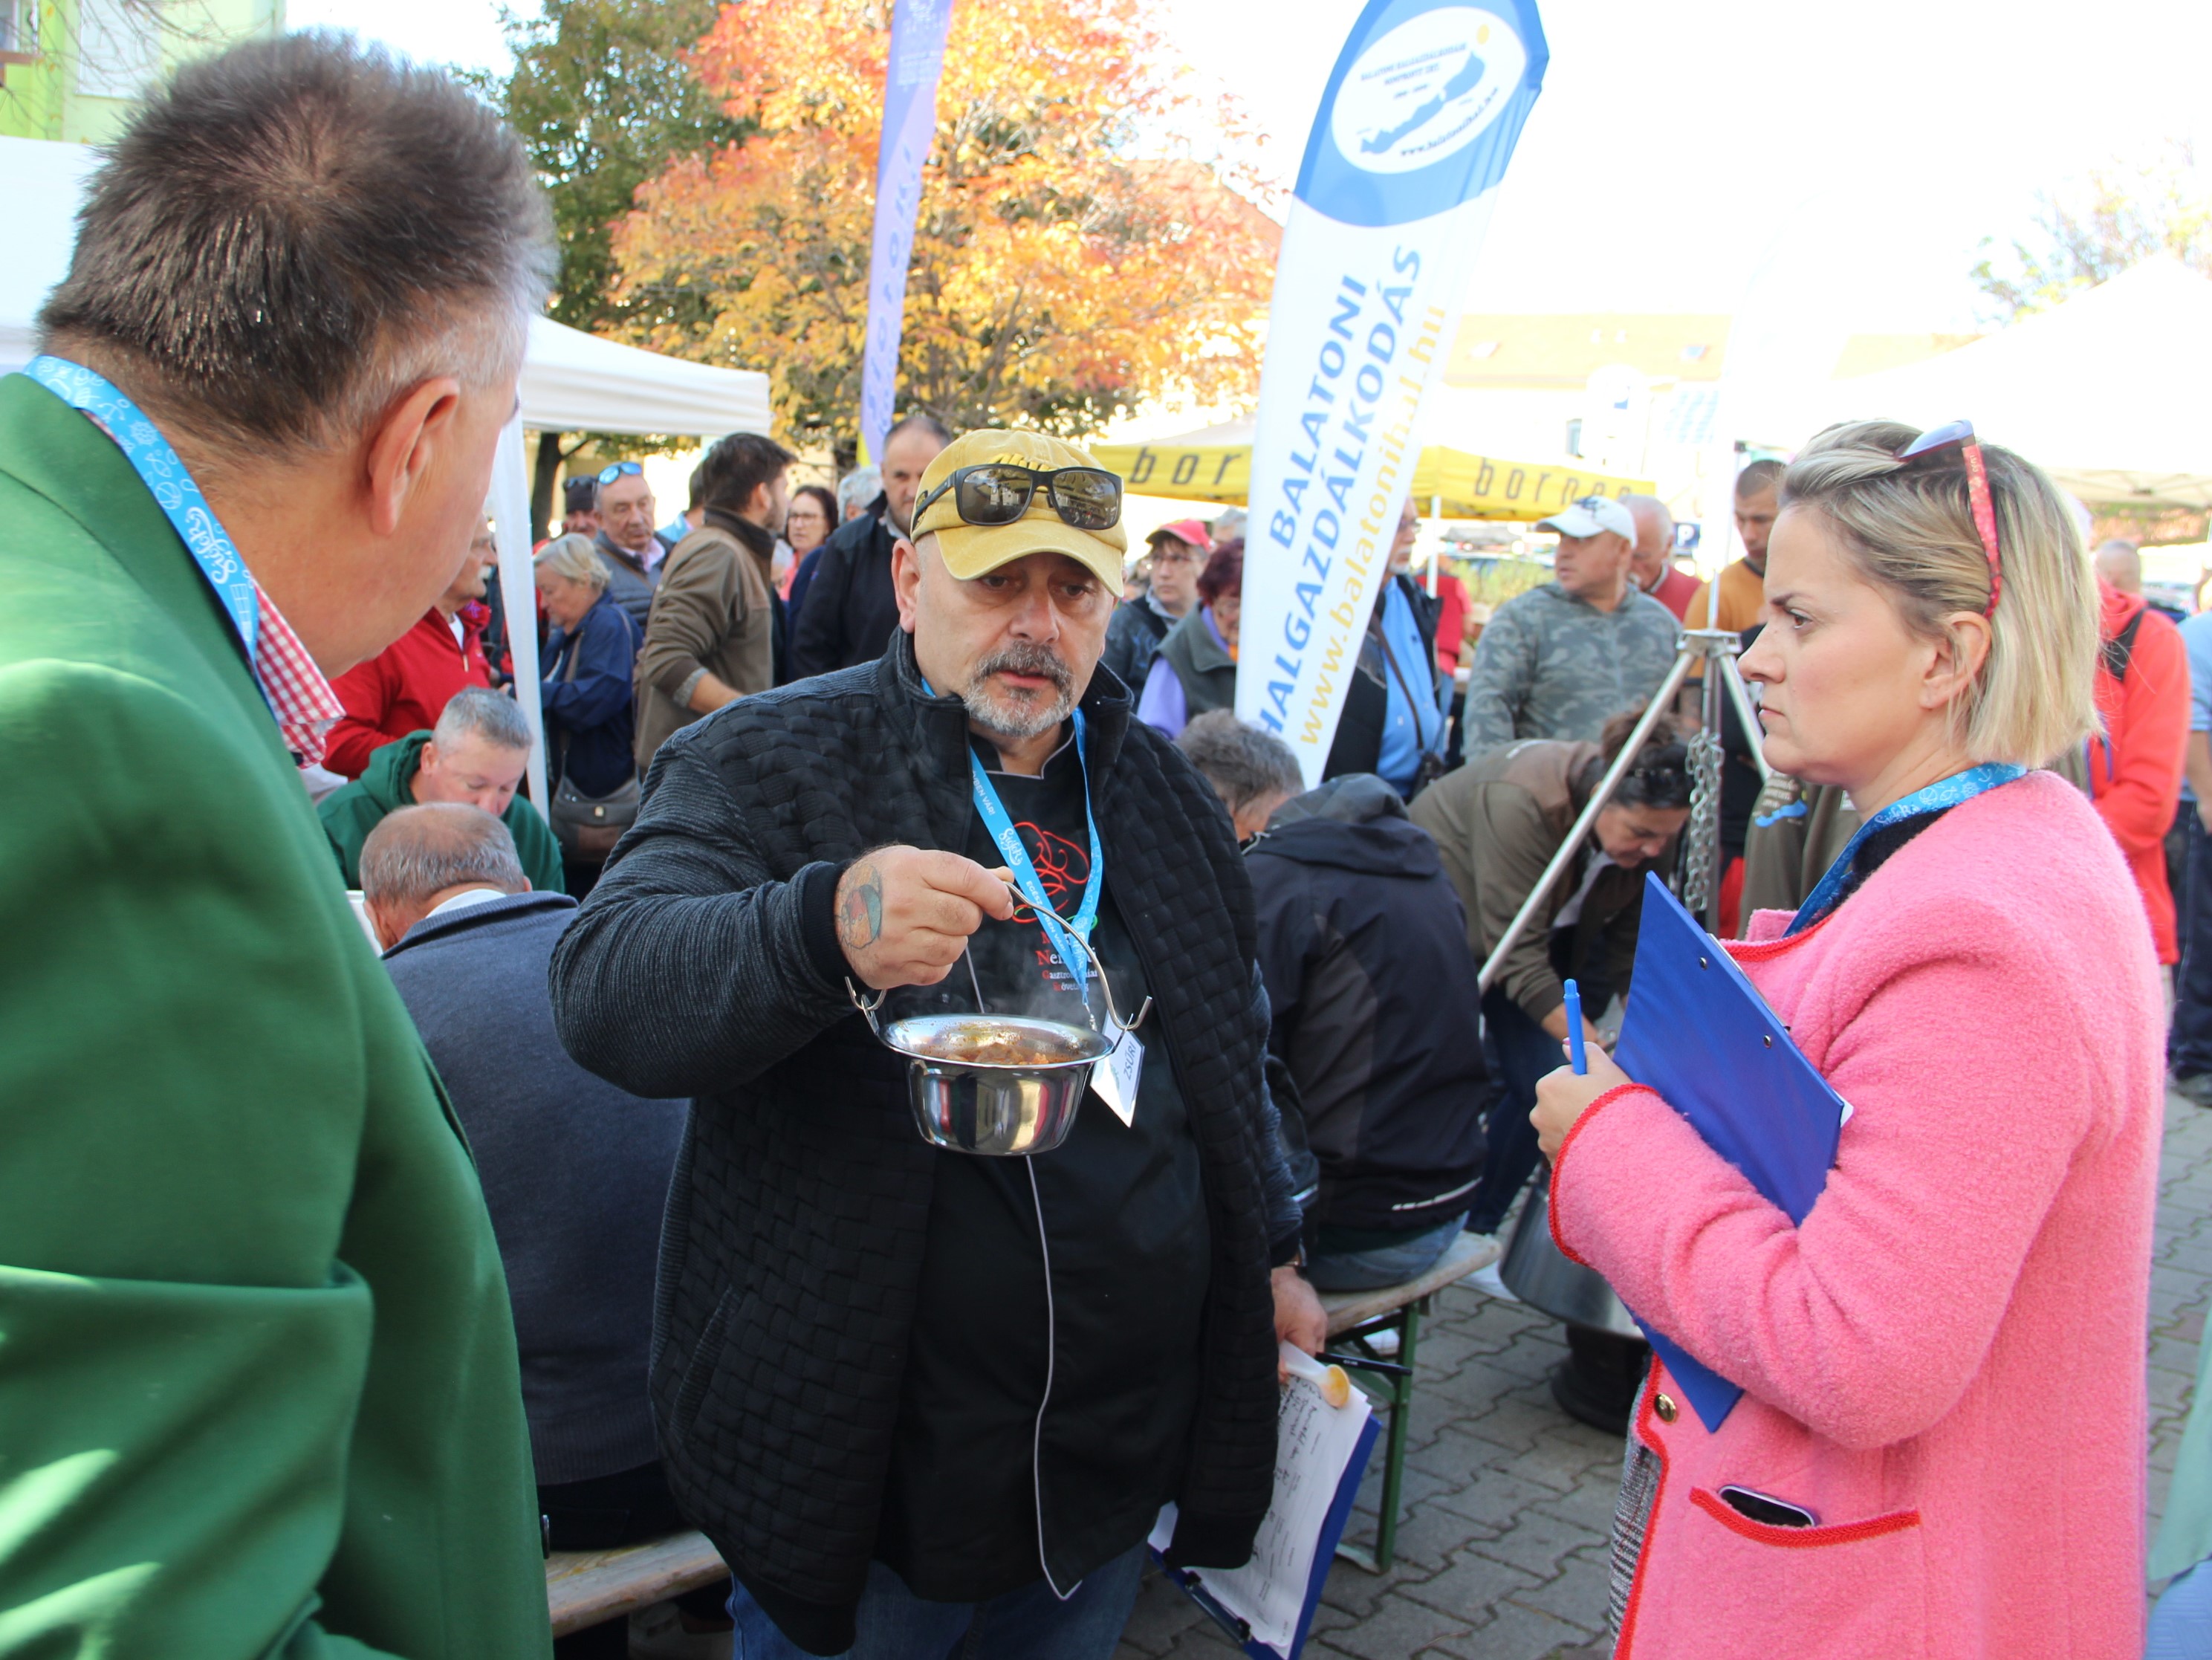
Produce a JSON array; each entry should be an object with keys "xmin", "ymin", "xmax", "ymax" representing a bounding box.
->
[
  {"xmin": 729, "ymin": 1546, "xmax": 1146, "ymax": 1660},
  {"xmin": 1466, "ymin": 988, "xmax": 1572, "ymax": 1236},
  {"xmin": 2176, "ymin": 811, "xmax": 2212, "ymax": 1078}
]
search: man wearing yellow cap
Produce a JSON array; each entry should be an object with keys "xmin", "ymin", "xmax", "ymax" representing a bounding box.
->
[{"xmin": 551, "ymin": 429, "xmax": 1324, "ymax": 1659}]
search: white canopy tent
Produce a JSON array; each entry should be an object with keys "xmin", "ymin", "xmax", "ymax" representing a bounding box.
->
[
  {"xmin": 1, "ymin": 132, "xmax": 773, "ymax": 806},
  {"xmin": 1764, "ymin": 259, "xmax": 2212, "ymax": 511}
]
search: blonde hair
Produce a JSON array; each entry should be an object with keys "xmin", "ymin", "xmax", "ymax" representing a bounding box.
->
[
  {"xmin": 1781, "ymin": 421, "xmax": 2100, "ymax": 766},
  {"xmin": 533, "ymin": 533, "xmax": 612, "ymax": 591}
]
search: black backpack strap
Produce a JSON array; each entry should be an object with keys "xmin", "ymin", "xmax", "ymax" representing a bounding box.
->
[{"xmin": 2102, "ymin": 607, "xmax": 2147, "ymax": 681}]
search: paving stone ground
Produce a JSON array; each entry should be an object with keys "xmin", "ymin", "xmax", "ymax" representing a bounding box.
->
[{"xmin": 1115, "ymin": 1089, "xmax": 2212, "ymax": 1660}]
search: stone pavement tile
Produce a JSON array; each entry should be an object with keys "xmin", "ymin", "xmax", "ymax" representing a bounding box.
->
[
  {"xmin": 1317, "ymin": 1552, "xmax": 1450, "ymax": 1620},
  {"xmin": 1394, "ymin": 1546, "xmax": 1541, "ymax": 1620},
  {"xmin": 1530, "ymin": 1469, "xmax": 1624, "ymax": 1537},
  {"xmin": 1489, "ymin": 1424, "xmax": 1622, "ymax": 1495},
  {"xmin": 1465, "ymin": 1504, "xmax": 1605, "ymax": 1581},
  {"xmin": 2152, "ymin": 1334, "xmax": 2203, "ymax": 1379},
  {"xmin": 1514, "ymin": 1544, "xmax": 1615, "ymax": 1631},
  {"xmin": 1421, "ymin": 1358, "xmax": 1557, "ymax": 1426},
  {"xmin": 1320, "ymin": 1591, "xmax": 1475, "ymax": 1660},
  {"xmin": 1442, "ymin": 1389, "xmax": 1576, "ymax": 1457},
  {"xmin": 1433, "ymin": 1598, "xmax": 1600, "ymax": 1660},
  {"xmin": 1422, "ymin": 1458, "xmax": 1560, "ymax": 1539},
  {"xmin": 1360, "ymin": 1497, "xmax": 1488, "ymax": 1574},
  {"xmin": 1115, "ymin": 1568, "xmax": 1212, "ymax": 1657}
]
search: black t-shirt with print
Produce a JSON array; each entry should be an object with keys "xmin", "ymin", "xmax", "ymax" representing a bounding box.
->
[{"xmin": 872, "ymin": 729, "xmax": 1212, "ymax": 1601}]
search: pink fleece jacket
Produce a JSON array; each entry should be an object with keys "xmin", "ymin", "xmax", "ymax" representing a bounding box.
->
[{"xmin": 1551, "ymin": 771, "xmax": 2162, "ymax": 1659}]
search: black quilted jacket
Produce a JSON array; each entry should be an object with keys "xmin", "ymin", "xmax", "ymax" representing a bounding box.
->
[{"xmin": 549, "ymin": 632, "xmax": 1298, "ymax": 1651}]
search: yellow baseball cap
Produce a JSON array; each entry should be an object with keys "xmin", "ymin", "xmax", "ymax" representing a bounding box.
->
[{"xmin": 909, "ymin": 429, "xmax": 1129, "ymax": 591}]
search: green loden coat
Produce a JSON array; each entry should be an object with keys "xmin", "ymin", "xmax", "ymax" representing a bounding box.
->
[{"xmin": 0, "ymin": 373, "xmax": 551, "ymax": 1659}]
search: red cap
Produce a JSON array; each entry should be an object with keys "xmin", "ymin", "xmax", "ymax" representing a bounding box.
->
[{"xmin": 1147, "ymin": 518, "xmax": 1214, "ymax": 552}]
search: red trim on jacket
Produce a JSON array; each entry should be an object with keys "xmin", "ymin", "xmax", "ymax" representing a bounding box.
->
[
  {"xmin": 1687, "ymin": 1485, "xmax": 1921, "ymax": 1548},
  {"xmin": 1546, "ymin": 1083, "xmax": 1645, "ymax": 1266}
]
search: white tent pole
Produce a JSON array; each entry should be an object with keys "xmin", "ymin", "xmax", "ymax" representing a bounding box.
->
[
  {"xmin": 1427, "ymin": 493, "xmax": 1442, "ymax": 597},
  {"xmin": 490, "ymin": 414, "xmax": 548, "ymax": 811}
]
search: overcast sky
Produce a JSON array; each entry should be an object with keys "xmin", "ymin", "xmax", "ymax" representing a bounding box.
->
[{"xmin": 290, "ymin": 0, "xmax": 2212, "ymax": 332}]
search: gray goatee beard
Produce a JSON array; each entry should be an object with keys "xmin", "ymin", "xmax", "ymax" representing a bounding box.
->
[{"xmin": 964, "ymin": 643, "xmax": 1077, "ymax": 742}]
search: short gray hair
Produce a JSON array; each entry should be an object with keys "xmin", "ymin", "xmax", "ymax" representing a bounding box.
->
[
  {"xmin": 434, "ymin": 684, "xmax": 532, "ymax": 752},
  {"xmin": 1177, "ymin": 710, "xmax": 1304, "ymax": 816},
  {"xmin": 359, "ymin": 803, "xmax": 527, "ymax": 907},
  {"xmin": 535, "ymin": 533, "xmax": 610, "ymax": 591},
  {"xmin": 838, "ymin": 466, "xmax": 883, "ymax": 517}
]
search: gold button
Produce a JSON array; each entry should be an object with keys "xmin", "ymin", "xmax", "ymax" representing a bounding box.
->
[{"xmin": 1653, "ymin": 1392, "xmax": 1679, "ymax": 1424}]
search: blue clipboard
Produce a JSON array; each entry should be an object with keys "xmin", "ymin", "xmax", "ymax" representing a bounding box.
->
[
  {"xmin": 1609, "ymin": 873, "xmax": 1849, "ymax": 1431},
  {"xmin": 1153, "ymin": 1410, "xmax": 1381, "ymax": 1659}
]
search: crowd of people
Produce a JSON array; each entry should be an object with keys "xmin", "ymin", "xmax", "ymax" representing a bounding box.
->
[{"xmin": 4, "ymin": 29, "xmax": 2209, "ymax": 1660}]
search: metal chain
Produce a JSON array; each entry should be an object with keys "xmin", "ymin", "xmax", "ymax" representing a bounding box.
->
[{"xmin": 1681, "ymin": 725, "xmax": 1725, "ymax": 917}]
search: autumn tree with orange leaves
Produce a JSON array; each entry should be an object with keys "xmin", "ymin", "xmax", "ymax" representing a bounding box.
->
[{"xmin": 612, "ymin": 0, "xmax": 1279, "ymax": 458}]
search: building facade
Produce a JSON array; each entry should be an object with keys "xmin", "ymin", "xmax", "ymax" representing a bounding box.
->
[{"xmin": 1, "ymin": 0, "xmax": 282, "ymax": 143}]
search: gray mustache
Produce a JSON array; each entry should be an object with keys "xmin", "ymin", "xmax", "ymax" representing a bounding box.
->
[{"xmin": 974, "ymin": 644, "xmax": 1074, "ymax": 696}]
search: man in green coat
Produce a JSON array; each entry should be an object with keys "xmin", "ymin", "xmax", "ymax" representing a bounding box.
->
[
  {"xmin": 320, "ymin": 690, "xmax": 566, "ymax": 894},
  {"xmin": 0, "ymin": 36, "xmax": 557, "ymax": 1660}
]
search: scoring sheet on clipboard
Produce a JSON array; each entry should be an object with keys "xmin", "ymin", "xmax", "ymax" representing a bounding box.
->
[{"xmin": 1149, "ymin": 1375, "xmax": 1374, "ymax": 1653}]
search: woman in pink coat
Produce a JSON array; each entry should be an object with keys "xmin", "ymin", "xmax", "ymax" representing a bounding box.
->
[{"xmin": 1534, "ymin": 420, "xmax": 2163, "ymax": 1659}]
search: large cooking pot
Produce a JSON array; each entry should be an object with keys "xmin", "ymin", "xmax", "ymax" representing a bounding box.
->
[
  {"xmin": 849, "ymin": 889, "xmax": 1149, "ymax": 1158},
  {"xmin": 1499, "ymin": 1164, "xmax": 1644, "ymax": 1338}
]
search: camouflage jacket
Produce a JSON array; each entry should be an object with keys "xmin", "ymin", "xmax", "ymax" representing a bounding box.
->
[{"xmin": 1461, "ymin": 581, "xmax": 1681, "ymax": 756}]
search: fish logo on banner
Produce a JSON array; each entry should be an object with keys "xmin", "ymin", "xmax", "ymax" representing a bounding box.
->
[{"xmin": 1235, "ymin": 0, "xmax": 1546, "ymax": 785}]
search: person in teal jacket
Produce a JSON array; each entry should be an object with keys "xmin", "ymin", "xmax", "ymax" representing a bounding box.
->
[
  {"xmin": 0, "ymin": 34, "xmax": 557, "ymax": 1660},
  {"xmin": 319, "ymin": 693, "xmax": 566, "ymax": 895}
]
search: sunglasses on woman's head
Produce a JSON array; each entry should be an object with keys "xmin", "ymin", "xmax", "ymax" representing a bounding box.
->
[
  {"xmin": 1894, "ymin": 420, "xmax": 2002, "ymax": 617},
  {"xmin": 915, "ymin": 463, "xmax": 1123, "ymax": 533}
]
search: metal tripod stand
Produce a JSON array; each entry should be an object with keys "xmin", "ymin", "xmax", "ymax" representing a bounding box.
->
[{"xmin": 1475, "ymin": 628, "xmax": 1773, "ymax": 991}]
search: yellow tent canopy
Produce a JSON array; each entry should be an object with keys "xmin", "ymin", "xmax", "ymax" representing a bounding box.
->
[{"xmin": 1091, "ymin": 420, "xmax": 1652, "ymax": 522}]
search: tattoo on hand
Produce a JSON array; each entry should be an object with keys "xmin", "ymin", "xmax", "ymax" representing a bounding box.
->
[{"xmin": 840, "ymin": 861, "xmax": 884, "ymax": 949}]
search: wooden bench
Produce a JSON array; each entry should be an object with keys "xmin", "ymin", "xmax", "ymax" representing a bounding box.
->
[
  {"xmin": 540, "ymin": 1233, "xmax": 1500, "ymax": 1627},
  {"xmin": 1320, "ymin": 1229, "xmax": 1499, "ymax": 1573},
  {"xmin": 545, "ymin": 1531, "xmax": 727, "ymax": 1638}
]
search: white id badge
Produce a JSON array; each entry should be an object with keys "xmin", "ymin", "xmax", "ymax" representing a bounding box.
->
[{"xmin": 1091, "ymin": 1015, "xmax": 1144, "ymax": 1127}]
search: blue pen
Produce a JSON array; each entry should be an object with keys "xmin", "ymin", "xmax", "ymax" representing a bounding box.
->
[{"xmin": 1563, "ymin": 979, "xmax": 1588, "ymax": 1074}]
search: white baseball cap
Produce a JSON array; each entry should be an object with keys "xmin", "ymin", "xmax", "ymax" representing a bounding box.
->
[{"xmin": 1536, "ymin": 495, "xmax": 1637, "ymax": 542}]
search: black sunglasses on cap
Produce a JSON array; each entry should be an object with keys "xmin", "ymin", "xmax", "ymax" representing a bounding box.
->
[{"xmin": 915, "ymin": 464, "xmax": 1123, "ymax": 533}]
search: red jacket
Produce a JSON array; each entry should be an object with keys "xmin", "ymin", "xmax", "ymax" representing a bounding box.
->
[
  {"xmin": 1644, "ymin": 563, "xmax": 1700, "ymax": 621},
  {"xmin": 2091, "ymin": 580, "xmax": 2189, "ymax": 963},
  {"xmin": 323, "ymin": 606, "xmax": 492, "ymax": 779}
]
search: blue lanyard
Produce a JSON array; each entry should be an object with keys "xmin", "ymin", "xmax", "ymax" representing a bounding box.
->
[
  {"xmin": 924, "ymin": 678, "xmax": 1104, "ymax": 995},
  {"xmin": 1788, "ymin": 763, "xmax": 2027, "ymax": 935},
  {"xmin": 22, "ymin": 356, "xmax": 261, "ymax": 663}
]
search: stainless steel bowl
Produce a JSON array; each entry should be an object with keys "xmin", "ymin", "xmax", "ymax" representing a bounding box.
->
[
  {"xmin": 880, "ymin": 1014, "xmax": 1109, "ymax": 1156},
  {"xmin": 1499, "ymin": 1173, "xmax": 1644, "ymax": 1338}
]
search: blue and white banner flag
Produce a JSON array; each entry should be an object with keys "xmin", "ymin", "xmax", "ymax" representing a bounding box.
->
[
  {"xmin": 1235, "ymin": 0, "xmax": 1547, "ymax": 783},
  {"xmin": 859, "ymin": 0, "xmax": 954, "ymax": 462}
]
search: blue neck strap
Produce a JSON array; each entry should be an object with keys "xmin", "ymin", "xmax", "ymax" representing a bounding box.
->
[
  {"xmin": 923, "ymin": 675, "xmax": 1103, "ymax": 996},
  {"xmin": 1788, "ymin": 763, "xmax": 2027, "ymax": 935},
  {"xmin": 24, "ymin": 356, "xmax": 262, "ymax": 664}
]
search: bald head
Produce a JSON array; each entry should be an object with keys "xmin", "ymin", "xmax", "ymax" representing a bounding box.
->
[
  {"xmin": 1623, "ymin": 494, "xmax": 1676, "ymax": 592},
  {"xmin": 2095, "ymin": 539, "xmax": 2143, "ymax": 595},
  {"xmin": 359, "ymin": 802, "xmax": 528, "ymax": 949}
]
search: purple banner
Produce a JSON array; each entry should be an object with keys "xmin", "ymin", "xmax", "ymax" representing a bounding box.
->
[{"xmin": 860, "ymin": 0, "xmax": 953, "ymax": 462}]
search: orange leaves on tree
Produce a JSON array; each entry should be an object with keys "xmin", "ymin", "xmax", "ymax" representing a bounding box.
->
[{"xmin": 612, "ymin": 0, "xmax": 1279, "ymax": 450}]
